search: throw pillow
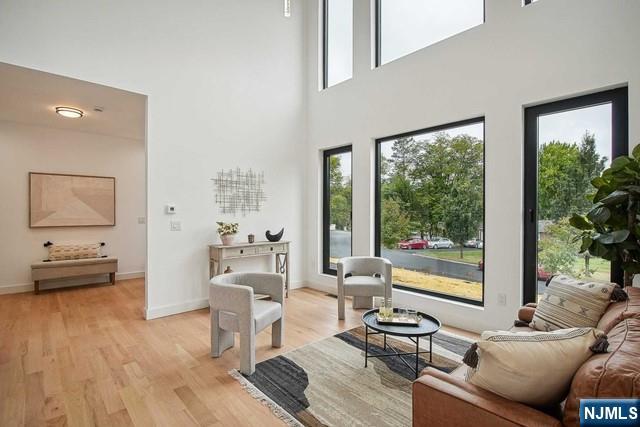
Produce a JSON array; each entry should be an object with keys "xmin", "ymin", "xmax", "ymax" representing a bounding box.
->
[
  {"xmin": 530, "ymin": 275, "xmax": 618, "ymax": 332},
  {"xmin": 48, "ymin": 243, "xmax": 102, "ymax": 261},
  {"xmin": 463, "ymin": 327, "xmax": 607, "ymax": 406}
]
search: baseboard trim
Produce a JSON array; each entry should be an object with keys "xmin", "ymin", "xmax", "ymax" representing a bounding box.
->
[
  {"xmin": 0, "ymin": 271, "xmax": 145, "ymax": 295},
  {"xmin": 145, "ymin": 298, "xmax": 210, "ymax": 320}
]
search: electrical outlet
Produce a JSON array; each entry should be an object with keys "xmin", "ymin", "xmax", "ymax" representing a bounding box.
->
[
  {"xmin": 498, "ymin": 293, "xmax": 507, "ymax": 306},
  {"xmin": 170, "ymin": 220, "xmax": 181, "ymax": 231}
]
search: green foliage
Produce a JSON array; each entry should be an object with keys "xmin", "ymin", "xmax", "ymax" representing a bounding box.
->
[
  {"xmin": 380, "ymin": 132, "xmax": 484, "ymax": 253},
  {"xmin": 538, "ymin": 133, "xmax": 606, "ymax": 221},
  {"xmin": 328, "ymin": 155, "xmax": 352, "ymax": 231},
  {"xmin": 570, "ymin": 146, "xmax": 640, "ymax": 285},
  {"xmin": 381, "ymin": 198, "xmax": 411, "ymax": 249},
  {"xmin": 539, "ymin": 219, "xmax": 579, "ymax": 276}
]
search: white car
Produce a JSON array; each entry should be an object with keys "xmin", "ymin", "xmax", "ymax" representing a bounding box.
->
[
  {"xmin": 428, "ymin": 238, "xmax": 454, "ymax": 249},
  {"xmin": 464, "ymin": 238, "xmax": 484, "ymax": 249}
]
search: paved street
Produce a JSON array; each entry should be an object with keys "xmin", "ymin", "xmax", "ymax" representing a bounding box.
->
[{"xmin": 330, "ymin": 230, "xmax": 483, "ymax": 283}]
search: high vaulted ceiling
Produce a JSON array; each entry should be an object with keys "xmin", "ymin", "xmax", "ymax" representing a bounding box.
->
[{"xmin": 0, "ymin": 62, "xmax": 146, "ymax": 141}]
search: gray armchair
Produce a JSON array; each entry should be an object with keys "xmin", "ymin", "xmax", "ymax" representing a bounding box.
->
[
  {"xmin": 337, "ymin": 256, "xmax": 392, "ymax": 320},
  {"xmin": 209, "ymin": 272, "xmax": 284, "ymax": 375}
]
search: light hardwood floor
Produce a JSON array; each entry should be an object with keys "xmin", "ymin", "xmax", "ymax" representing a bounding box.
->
[{"xmin": 0, "ymin": 278, "xmax": 476, "ymax": 426}]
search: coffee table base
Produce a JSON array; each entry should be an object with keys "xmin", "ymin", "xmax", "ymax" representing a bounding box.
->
[{"xmin": 364, "ymin": 325, "xmax": 433, "ymax": 379}]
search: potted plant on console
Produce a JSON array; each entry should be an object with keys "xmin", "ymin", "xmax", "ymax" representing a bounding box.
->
[
  {"xmin": 571, "ymin": 145, "xmax": 640, "ymax": 287},
  {"xmin": 217, "ymin": 222, "xmax": 239, "ymax": 246}
]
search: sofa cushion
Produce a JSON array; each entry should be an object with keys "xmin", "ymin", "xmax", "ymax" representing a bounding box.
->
[
  {"xmin": 597, "ymin": 287, "xmax": 640, "ymax": 333},
  {"xmin": 464, "ymin": 327, "xmax": 605, "ymax": 406},
  {"xmin": 563, "ymin": 317, "xmax": 640, "ymax": 427},
  {"xmin": 343, "ymin": 276, "xmax": 385, "ymax": 296},
  {"xmin": 530, "ymin": 275, "xmax": 617, "ymax": 331}
]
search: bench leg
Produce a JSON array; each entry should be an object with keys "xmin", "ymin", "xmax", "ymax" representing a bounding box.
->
[
  {"xmin": 110, "ymin": 273, "xmax": 116, "ymax": 286},
  {"xmin": 34, "ymin": 280, "xmax": 40, "ymax": 295}
]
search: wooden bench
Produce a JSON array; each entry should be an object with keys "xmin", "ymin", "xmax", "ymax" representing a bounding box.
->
[{"xmin": 31, "ymin": 257, "xmax": 118, "ymax": 294}]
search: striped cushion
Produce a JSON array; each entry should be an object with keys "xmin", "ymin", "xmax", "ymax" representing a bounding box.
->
[
  {"xmin": 530, "ymin": 275, "xmax": 615, "ymax": 331},
  {"xmin": 47, "ymin": 243, "xmax": 102, "ymax": 261},
  {"xmin": 465, "ymin": 327, "xmax": 604, "ymax": 406}
]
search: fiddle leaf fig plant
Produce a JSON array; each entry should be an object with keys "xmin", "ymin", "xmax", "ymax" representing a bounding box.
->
[{"xmin": 570, "ymin": 145, "xmax": 640, "ymax": 286}]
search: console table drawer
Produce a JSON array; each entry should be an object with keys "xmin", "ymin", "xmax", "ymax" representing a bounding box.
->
[
  {"xmin": 258, "ymin": 244, "xmax": 285, "ymax": 254},
  {"xmin": 224, "ymin": 247, "xmax": 256, "ymax": 257}
]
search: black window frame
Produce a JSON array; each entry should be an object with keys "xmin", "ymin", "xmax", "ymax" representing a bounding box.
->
[
  {"xmin": 323, "ymin": 145, "xmax": 353, "ymax": 275},
  {"xmin": 523, "ymin": 87, "xmax": 629, "ymax": 304},
  {"xmin": 374, "ymin": 0, "xmax": 486, "ymax": 68},
  {"xmin": 374, "ymin": 117, "xmax": 486, "ymax": 306}
]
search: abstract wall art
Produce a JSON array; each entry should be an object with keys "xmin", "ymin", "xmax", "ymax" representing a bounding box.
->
[
  {"xmin": 29, "ymin": 172, "xmax": 116, "ymax": 227},
  {"xmin": 212, "ymin": 168, "xmax": 266, "ymax": 216}
]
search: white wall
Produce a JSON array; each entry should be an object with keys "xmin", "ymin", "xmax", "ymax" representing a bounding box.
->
[
  {"xmin": 0, "ymin": 121, "xmax": 146, "ymax": 293},
  {"xmin": 0, "ymin": 0, "xmax": 306, "ymax": 318},
  {"xmin": 304, "ymin": 0, "xmax": 640, "ymax": 332}
]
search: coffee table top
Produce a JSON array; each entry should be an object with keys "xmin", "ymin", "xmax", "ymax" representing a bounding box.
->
[{"xmin": 362, "ymin": 308, "xmax": 441, "ymax": 337}]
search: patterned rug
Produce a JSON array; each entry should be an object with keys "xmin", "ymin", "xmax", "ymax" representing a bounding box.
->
[{"xmin": 230, "ymin": 326, "xmax": 473, "ymax": 427}]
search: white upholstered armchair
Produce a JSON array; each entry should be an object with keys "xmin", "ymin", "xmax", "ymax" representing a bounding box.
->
[
  {"xmin": 337, "ymin": 256, "xmax": 392, "ymax": 320},
  {"xmin": 209, "ymin": 272, "xmax": 284, "ymax": 375}
]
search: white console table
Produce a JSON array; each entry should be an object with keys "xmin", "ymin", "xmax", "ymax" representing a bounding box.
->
[{"xmin": 209, "ymin": 241, "xmax": 290, "ymax": 297}]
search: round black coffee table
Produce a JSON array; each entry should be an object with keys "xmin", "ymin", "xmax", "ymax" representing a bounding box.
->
[{"xmin": 362, "ymin": 308, "xmax": 441, "ymax": 379}]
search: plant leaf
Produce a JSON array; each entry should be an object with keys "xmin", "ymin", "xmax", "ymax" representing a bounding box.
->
[
  {"xmin": 611, "ymin": 156, "xmax": 632, "ymax": 171},
  {"xmin": 632, "ymin": 144, "xmax": 640, "ymax": 160},
  {"xmin": 580, "ymin": 237, "xmax": 593, "ymax": 253},
  {"xmin": 569, "ymin": 214, "xmax": 593, "ymax": 230},
  {"xmin": 586, "ymin": 206, "xmax": 610, "ymax": 224},
  {"xmin": 595, "ymin": 230, "xmax": 630, "ymax": 244},
  {"xmin": 599, "ymin": 190, "xmax": 629, "ymax": 205},
  {"xmin": 591, "ymin": 176, "xmax": 606, "ymax": 189}
]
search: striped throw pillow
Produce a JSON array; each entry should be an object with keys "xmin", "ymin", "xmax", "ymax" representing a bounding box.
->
[
  {"xmin": 530, "ymin": 275, "xmax": 616, "ymax": 331},
  {"xmin": 464, "ymin": 327, "xmax": 606, "ymax": 406},
  {"xmin": 48, "ymin": 243, "xmax": 102, "ymax": 261}
]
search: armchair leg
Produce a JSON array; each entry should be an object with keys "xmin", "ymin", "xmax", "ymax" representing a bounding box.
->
[
  {"xmin": 210, "ymin": 309, "xmax": 234, "ymax": 357},
  {"xmin": 239, "ymin": 320, "xmax": 256, "ymax": 375},
  {"xmin": 352, "ymin": 296, "xmax": 373, "ymax": 309},
  {"xmin": 338, "ymin": 294, "xmax": 345, "ymax": 320},
  {"xmin": 272, "ymin": 318, "xmax": 283, "ymax": 348}
]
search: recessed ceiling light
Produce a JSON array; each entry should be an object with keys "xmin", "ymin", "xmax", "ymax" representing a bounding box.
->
[{"xmin": 55, "ymin": 106, "xmax": 83, "ymax": 119}]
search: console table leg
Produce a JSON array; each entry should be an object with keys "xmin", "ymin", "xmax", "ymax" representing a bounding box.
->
[
  {"xmin": 34, "ymin": 280, "xmax": 39, "ymax": 295},
  {"xmin": 285, "ymin": 252, "xmax": 290, "ymax": 298}
]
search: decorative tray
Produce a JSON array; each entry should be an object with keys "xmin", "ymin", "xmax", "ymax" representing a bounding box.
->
[{"xmin": 376, "ymin": 313, "xmax": 422, "ymax": 327}]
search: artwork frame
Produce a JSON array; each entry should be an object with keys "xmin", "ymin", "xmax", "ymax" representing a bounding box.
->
[{"xmin": 29, "ymin": 172, "xmax": 116, "ymax": 228}]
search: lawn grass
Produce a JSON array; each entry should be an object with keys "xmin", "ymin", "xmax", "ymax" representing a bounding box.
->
[
  {"xmin": 412, "ymin": 248, "xmax": 483, "ymax": 265},
  {"xmin": 392, "ymin": 267, "xmax": 482, "ymax": 301},
  {"xmin": 329, "ymin": 257, "xmax": 483, "ymax": 301}
]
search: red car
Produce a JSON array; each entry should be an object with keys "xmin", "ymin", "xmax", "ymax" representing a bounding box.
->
[
  {"xmin": 537, "ymin": 266, "xmax": 552, "ymax": 281},
  {"xmin": 398, "ymin": 238, "xmax": 428, "ymax": 250}
]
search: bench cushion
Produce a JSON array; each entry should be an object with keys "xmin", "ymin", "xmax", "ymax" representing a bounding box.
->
[{"xmin": 32, "ymin": 256, "xmax": 117, "ymax": 269}]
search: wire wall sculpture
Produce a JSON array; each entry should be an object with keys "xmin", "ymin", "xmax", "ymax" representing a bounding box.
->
[{"xmin": 212, "ymin": 168, "xmax": 266, "ymax": 216}]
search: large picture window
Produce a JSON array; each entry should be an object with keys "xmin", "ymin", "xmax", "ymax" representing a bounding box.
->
[
  {"xmin": 375, "ymin": 0, "xmax": 484, "ymax": 66},
  {"xmin": 523, "ymin": 88, "xmax": 628, "ymax": 303},
  {"xmin": 375, "ymin": 118, "xmax": 485, "ymax": 305},
  {"xmin": 323, "ymin": 0, "xmax": 353, "ymax": 88},
  {"xmin": 323, "ymin": 146, "xmax": 352, "ymax": 274}
]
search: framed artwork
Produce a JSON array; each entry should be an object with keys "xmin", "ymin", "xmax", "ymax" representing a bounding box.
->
[{"xmin": 29, "ymin": 172, "xmax": 116, "ymax": 227}]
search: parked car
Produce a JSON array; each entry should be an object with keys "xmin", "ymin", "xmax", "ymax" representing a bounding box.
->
[
  {"xmin": 537, "ymin": 266, "xmax": 552, "ymax": 281},
  {"xmin": 398, "ymin": 238, "xmax": 428, "ymax": 250},
  {"xmin": 464, "ymin": 238, "xmax": 484, "ymax": 248},
  {"xmin": 427, "ymin": 238, "xmax": 454, "ymax": 249}
]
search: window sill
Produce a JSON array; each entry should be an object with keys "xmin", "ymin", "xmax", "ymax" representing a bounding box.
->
[{"xmin": 393, "ymin": 287, "xmax": 485, "ymax": 310}]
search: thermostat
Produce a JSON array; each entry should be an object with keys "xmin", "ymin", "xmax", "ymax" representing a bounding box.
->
[{"xmin": 166, "ymin": 204, "xmax": 176, "ymax": 214}]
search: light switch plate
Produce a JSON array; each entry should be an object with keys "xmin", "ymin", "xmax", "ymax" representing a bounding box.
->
[
  {"xmin": 138, "ymin": 217, "xmax": 146, "ymax": 224},
  {"xmin": 170, "ymin": 221, "xmax": 181, "ymax": 231},
  {"xmin": 498, "ymin": 293, "xmax": 507, "ymax": 306}
]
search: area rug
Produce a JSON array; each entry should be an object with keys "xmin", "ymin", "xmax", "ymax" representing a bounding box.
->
[{"xmin": 229, "ymin": 326, "xmax": 474, "ymax": 427}]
